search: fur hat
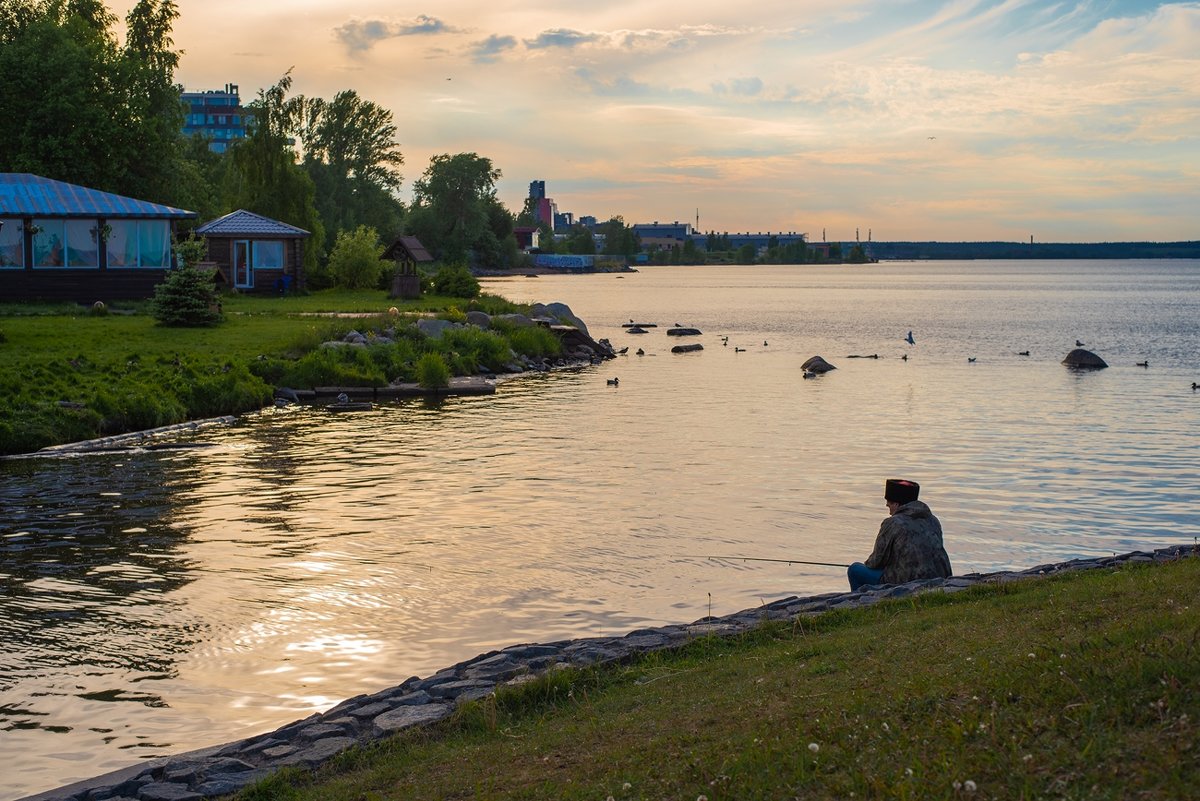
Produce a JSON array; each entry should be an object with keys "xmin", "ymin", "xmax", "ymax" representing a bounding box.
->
[{"xmin": 885, "ymin": 479, "xmax": 920, "ymax": 505}]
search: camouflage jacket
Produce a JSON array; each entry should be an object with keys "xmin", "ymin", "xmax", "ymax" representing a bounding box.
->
[{"xmin": 864, "ymin": 500, "xmax": 953, "ymax": 584}]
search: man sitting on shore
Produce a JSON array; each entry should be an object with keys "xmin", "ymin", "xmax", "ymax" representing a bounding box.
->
[{"xmin": 847, "ymin": 479, "xmax": 953, "ymax": 590}]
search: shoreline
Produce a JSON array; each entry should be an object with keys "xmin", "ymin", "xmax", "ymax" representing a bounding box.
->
[{"xmin": 19, "ymin": 543, "xmax": 1196, "ymax": 801}]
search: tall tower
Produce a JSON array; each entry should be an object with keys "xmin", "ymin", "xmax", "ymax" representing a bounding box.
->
[{"xmin": 529, "ymin": 180, "xmax": 546, "ymax": 200}]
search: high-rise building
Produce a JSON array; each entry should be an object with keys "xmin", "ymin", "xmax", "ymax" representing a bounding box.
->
[
  {"xmin": 529, "ymin": 180, "xmax": 546, "ymax": 200},
  {"xmin": 182, "ymin": 84, "xmax": 248, "ymax": 153}
]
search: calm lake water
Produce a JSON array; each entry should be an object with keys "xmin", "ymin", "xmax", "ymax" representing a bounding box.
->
[{"xmin": 2, "ymin": 260, "xmax": 1199, "ymax": 798}]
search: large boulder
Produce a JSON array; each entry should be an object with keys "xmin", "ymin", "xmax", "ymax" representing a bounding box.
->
[
  {"xmin": 667, "ymin": 327, "xmax": 703, "ymax": 336},
  {"xmin": 493, "ymin": 313, "xmax": 535, "ymax": 328},
  {"xmin": 466, "ymin": 310, "xmax": 492, "ymax": 329},
  {"xmin": 1062, "ymin": 348, "xmax": 1107, "ymax": 369},
  {"xmin": 531, "ymin": 302, "xmax": 589, "ymax": 336},
  {"xmin": 417, "ymin": 318, "xmax": 460, "ymax": 339},
  {"xmin": 802, "ymin": 355, "xmax": 837, "ymax": 373}
]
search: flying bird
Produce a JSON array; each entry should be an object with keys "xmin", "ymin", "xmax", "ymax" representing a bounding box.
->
[{"xmin": 905, "ymin": 331, "xmax": 915, "ymax": 346}]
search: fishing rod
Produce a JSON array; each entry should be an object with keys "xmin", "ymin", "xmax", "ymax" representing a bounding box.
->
[{"xmin": 682, "ymin": 555, "xmax": 850, "ymax": 569}]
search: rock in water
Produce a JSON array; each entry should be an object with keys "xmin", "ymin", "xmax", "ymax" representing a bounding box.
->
[
  {"xmin": 801, "ymin": 356, "xmax": 837, "ymax": 373},
  {"xmin": 1061, "ymin": 348, "xmax": 1107, "ymax": 369}
]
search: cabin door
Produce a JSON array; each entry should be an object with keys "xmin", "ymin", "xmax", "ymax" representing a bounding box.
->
[{"xmin": 233, "ymin": 240, "xmax": 252, "ymax": 288}]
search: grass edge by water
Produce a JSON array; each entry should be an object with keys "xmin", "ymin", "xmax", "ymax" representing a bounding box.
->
[{"xmin": 234, "ymin": 558, "xmax": 1200, "ymax": 801}]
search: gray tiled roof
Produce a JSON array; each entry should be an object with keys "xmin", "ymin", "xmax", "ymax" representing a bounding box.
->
[
  {"xmin": 0, "ymin": 173, "xmax": 196, "ymax": 219},
  {"xmin": 195, "ymin": 209, "xmax": 310, "ymax": 237}
]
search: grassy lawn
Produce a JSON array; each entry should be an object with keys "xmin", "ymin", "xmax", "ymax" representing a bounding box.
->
[
  {"xmin": 0, "ymin": 289, "xmax": 552, "ymax": 455},
  {"xmin": 239, "ymin": 559, "xmax": 1199, "ymax": 801}
]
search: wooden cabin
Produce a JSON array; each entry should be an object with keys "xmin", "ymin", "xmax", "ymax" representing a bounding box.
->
[
  {"xmin": 195, "ymin": 209, "xmax": 310, "ymax": 293},
  {"xmin": 382, "ymin": 235, "xmax": 433, "ymax": 299},
  {"xmin": 0, "ymin": 173, "xmax": 197, "ymax": 302}
]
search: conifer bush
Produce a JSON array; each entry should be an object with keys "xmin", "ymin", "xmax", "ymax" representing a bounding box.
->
[{"xmin": 151, "ymin": 237, "xmax": 222, "ymax": 327}]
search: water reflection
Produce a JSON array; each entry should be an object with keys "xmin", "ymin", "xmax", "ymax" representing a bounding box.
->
[{"xmin": 3, "ymin": 261, "xmax": 1199, "ymax": 799}]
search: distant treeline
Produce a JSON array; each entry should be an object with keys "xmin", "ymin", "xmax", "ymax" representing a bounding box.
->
[{"xmin": 869, "ymin": 241, "xmax": 1200, "ymax": 260}]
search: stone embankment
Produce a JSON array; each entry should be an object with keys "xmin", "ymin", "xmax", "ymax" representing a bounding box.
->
[{"xmin": 23, "ymin": 544, "xmax": 1196, "ymax": 801}]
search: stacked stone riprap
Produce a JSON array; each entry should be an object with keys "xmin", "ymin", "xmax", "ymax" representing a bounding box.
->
[{"xmin": 22, "ymin": 544, "xmax": 1196, "ymax": 801}]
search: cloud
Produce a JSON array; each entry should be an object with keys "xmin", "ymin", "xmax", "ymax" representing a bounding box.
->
[
  {"xmin": 712, "ymin": 77, "xmax": 764, "ymax": 96},
  {"xmin": 470, "ymin": 34, "xmax": 517, "ymax": 64},
  {"xmin": 335, "ymin": 15, "xmax": 457, "ymax": 53},
  {"xmin": 524, "ymin": 29, "xmax": 602, "ymax": 50}
]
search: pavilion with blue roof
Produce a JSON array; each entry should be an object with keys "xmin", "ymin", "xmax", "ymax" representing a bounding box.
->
[
  {"xmin": 195, "ymin": 209, "xmax": 311, "ymax": 293},
  {"xmin": 0, "ymin": 173, "xmax": 197, "ymax": 302}
]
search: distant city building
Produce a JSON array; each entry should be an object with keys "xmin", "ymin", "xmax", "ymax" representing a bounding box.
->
[
  {"xmin": 528, "ymin": 180, "xmax": 546, "ymax": 200},
  {"xmin": 182, "ymin": 84, "xmax": 248, "ymax": 153},
  {"xmin": 632, "ymin": 221, "xmax": 694, "ymax": 242},
  {"xmin": 553, "ymin": 211, "xmax": 574, "ymax": 232},
  {"xmin": 694, "ymin": 230, "xmax": 808, "ymax": 253},
  {"xmin": 579, "ymin": 215, "xmax": 598, "ymax": 229}
]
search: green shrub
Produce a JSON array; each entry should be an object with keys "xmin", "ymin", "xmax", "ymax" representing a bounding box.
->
[
  {"xmin": 151, "ymin": 266, "xmax": 223, "ymax": 327},
  {"xmin": 328, "ymin": 226, "xmax": 389, "ymax": 289},
  {"xmin": 501, "ymin": 324, "xmax": 561, "ymax": 359},
  {"xmin": 442, "ymin": 327, "xmax": 512, "ymax": 372},
  {"xmin": 279, "ymin": 346, "xmax": 387, "ymax": 388},
  {"xmin": 415, "ymin": 352, "xmax": 450, "ymax": 390},
  {"xmin": 432, "ymin": 263, "xmax": 480, "ymax": 298}
]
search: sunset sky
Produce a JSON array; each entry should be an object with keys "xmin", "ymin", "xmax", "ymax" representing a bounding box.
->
[{"xmin": 116, "ymin": 0, "xmax": 1197, "ymax": 242}]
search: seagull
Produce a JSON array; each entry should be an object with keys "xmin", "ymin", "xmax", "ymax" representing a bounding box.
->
[
  {"xmin": 968, "ymin": 357, "xmax": 976, "ymax": 363},
  {"xmin": 1076, "ymin": 340, "xmax": 1085, "ymax": 347},
  {"xmin": 1136, "ymin": 361, "xmax": 1149, "ymax": 367},
  {"xmin": 636, "ymin": 348, "xmax": 645, "ymax": 356},
  {"xmin": 905, "ymin": 331, "xmax": 915, "ymax": 346},
  {"xmin": 735, "ymin": 347, "xmax": 746, "ymax": 353},
  {"xmin": 763, "ymin": 341, "xmax": 768, "ymax": 346},
  {"xmin": 902, "ymin": 354, "xmax": 908, "ymax": 361}
]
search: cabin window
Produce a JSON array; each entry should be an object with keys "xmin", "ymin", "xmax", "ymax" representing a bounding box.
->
[
  {"xmin": 0, "ymin": 218, "xmax": 22, "ymax": 268},
  {"xmin": 32, "ymin": 219, "xmax": 66, "ymax": 267},
  {"xmin": 138, "ymin": 220, "xmax": 170, "ymax": 267},
  {"xmin": 106, "ymin": 220, "xmax": 171, "ymax": 268},
  {"xmin": 253, "ymin": 240, "xmax": 284, "ymax": 269},
  {"xmin": 66, "ymin": 220, "xmax": 100, "ymax": 268},
  {"xmin": 106, "ymin": 221, "xmax": 138, "ymax": 266}
]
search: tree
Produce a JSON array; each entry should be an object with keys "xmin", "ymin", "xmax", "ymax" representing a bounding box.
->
[
  {"xmin": 327, "ymin": 225, "xmax": 388, "ymax": 289},
  {"xmin": 297, "ymin": 90, "xmax": 405, "ymax": 248},
  {"xmin": 408, "ymin": 152, "xmax": 516, "ymax": 268},
  {"xmin": 735, "ymin": 243, "xmax": 757, "ymax": 264},
  {"xmin": 563, "ymin": 223, "xmax": 596, "ymax": 255},
  {"xmin": 122, "ymin": 0, "xmax": 183, "ymax": 203},
  {"xmin": 598, "ymin": 216, "xmax": 640, "ymax": 258},
  {"xmin": 0, "ymin": 1, "xmax": 187, "ymax": 203},
  {"xmin": 225, "ymin": 72, "xmax": 325, "ymax": 272}
]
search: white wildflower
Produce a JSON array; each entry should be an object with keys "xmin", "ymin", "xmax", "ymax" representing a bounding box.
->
[
  {"xmin": 964, "ymin": 780, "xmax": 977, "ymax": 793},
  {"xmin": 905, "ymin": 768, "xmax": 914, "ymax": 777},
  {"xmin": 808, "ymin": 742, "xmax": 820, "ymax": 753},
  {"xmin": 882, "ymin": 722, "xmax": 890, "ymax": 731},
  {"xmin": 697, "ymin": 796, "xmax": 708, "ymax": 801},
  {"xmin": 953, "ymin": 780, "xmax": 962, "ymax": 791},
  {"xmin": 1028, "ymin": 653, "xmax": 1036, "ymax": 658},
  {"xmin": 622, "ymin": 783, "xmax": 632, "ymax": 791}
]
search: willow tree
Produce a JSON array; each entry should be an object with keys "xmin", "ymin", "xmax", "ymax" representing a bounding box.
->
[{"xmin": 224, "ymin": 72, "xmax": 325, "ymax": 271}]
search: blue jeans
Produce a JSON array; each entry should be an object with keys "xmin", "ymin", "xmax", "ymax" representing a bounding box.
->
[{"xmin": 847, "ymin": 562, "xmax": 884, "ymax": 591}]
